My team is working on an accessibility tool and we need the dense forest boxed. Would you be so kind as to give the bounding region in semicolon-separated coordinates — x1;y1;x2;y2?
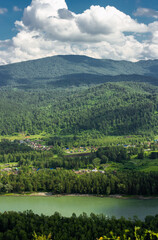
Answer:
0;211;158;240
0;82;158;136
1;167;158;195
0;55;158;137
0;140;32;154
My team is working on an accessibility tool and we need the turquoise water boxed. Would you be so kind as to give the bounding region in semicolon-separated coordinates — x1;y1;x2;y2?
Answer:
0;196;158;220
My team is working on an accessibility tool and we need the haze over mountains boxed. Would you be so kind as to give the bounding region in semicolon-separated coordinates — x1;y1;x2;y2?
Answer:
0;55;158;136
0;55;158;89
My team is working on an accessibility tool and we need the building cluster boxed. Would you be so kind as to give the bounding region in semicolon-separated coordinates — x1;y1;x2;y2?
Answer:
65;146;98;154
0;166;19;175
20;139;53;151
73;168;105;175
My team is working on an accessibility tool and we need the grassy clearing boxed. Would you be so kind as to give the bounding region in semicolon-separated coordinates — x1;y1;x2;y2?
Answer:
0;132;52;141
103;157;158;172
0;162;18;170
0;132;156;149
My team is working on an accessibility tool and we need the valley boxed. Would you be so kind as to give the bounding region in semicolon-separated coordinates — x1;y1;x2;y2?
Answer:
1;55;158;239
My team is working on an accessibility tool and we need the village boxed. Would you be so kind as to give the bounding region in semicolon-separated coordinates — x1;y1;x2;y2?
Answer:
0;163;106;176
19;138;99;154
0;136;158;176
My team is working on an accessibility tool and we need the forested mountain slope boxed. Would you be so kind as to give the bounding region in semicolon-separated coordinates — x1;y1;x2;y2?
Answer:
0;55;158;89
0;55;158;136
0;82;158;136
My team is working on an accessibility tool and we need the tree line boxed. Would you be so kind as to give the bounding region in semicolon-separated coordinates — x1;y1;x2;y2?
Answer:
0;211;158;240
1;169;158;195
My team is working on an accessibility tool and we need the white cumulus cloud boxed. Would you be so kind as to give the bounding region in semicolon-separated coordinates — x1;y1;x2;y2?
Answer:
0;0;158;65
77;6;147;35
134;8;158;19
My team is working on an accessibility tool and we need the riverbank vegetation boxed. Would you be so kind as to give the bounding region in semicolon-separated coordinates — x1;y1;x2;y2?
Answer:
1;167;158;195
0;211;158;240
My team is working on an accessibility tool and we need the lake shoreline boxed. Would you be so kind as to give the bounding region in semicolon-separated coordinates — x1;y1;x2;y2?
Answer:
1;192;158;199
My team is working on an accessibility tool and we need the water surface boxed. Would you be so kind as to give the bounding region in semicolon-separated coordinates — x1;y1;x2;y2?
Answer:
0;196;158;220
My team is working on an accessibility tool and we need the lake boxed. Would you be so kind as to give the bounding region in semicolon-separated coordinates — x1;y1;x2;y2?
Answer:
0;196;158;220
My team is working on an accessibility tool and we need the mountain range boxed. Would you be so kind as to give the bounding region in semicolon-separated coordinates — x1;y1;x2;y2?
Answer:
0;55;158;89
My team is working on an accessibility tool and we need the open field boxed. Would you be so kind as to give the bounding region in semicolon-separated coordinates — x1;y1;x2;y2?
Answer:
0;133;152;147
0;132;51;141
103;157;158;172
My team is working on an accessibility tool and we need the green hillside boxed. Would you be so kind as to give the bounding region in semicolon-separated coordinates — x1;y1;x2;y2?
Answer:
0;55;158;89
0;81;158;136
0;55;158;136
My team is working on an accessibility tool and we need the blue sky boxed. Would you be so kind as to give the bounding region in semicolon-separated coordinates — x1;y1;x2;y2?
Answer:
0;0;158;64
0;1;29;39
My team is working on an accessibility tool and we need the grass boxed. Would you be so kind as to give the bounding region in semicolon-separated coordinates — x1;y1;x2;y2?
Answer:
103;157;158;172
0;162;18;168
0;192;34;196
0;133;152;147
0;132;52;141
94;135;151;146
